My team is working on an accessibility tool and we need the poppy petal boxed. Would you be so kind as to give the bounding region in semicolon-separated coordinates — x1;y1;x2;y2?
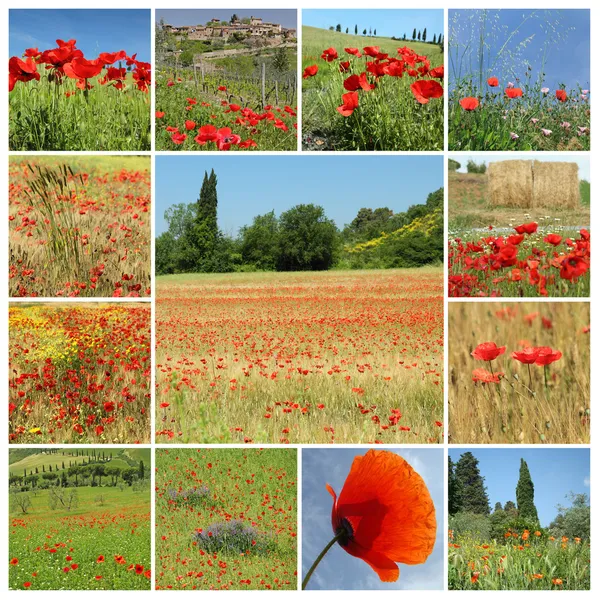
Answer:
344;541;400;582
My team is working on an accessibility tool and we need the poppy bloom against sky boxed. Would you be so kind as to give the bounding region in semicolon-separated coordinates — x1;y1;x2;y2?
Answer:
302;448;443;590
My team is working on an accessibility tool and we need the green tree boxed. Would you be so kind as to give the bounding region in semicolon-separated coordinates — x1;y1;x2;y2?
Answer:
516;459;539;522
418;30;421;41
448;457;464;516
374;29;377;36
549;493;590;540
277;204;338;271
346;27;348;34
455;452;490;515
138;460;145;481
432;33;437;44
504;500;517;513
494;502;503;512
336;24;341;32
355;24;358;35
363;29;367;35
194;169;219;269
448;158;461;172
422;28;427;42
412;28;416;40
240;210;279;270
272;47;290;73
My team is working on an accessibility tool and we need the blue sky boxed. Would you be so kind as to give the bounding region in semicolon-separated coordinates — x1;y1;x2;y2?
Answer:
9;9;151;63
448;448;590;527
156;156;443;236
451;155;590;181
449;9;590;92
302;448;444;590
156;9;297;29
303;9;444;40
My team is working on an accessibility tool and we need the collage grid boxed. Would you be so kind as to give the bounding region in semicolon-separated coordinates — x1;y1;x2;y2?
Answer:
2;0;594;596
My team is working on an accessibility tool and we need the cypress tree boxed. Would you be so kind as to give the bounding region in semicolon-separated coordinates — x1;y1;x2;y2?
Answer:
455;452;490;515
194;169;219;270
422;28;427;42
516;459;539;522
494;501;503;512
412;28;416;40
448;456;464;515
138;459;145;480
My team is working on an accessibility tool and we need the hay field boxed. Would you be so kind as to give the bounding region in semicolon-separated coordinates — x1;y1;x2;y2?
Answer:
448;302;590;444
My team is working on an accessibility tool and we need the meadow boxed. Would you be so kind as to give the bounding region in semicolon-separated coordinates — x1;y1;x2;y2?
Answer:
9;303;151;444
302;27;444;151
156;268;443;444
155;448;297;590
9;41;151;150
448;10;590;151
448;302;590;444
448;530;590;590
448;171;590;298
154;64;297;151
9;156;151;298
9;448;151;590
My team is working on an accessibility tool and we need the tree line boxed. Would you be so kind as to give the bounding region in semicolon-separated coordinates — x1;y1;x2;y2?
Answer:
156;169;443;275
328;23;444;45
449;452;590;541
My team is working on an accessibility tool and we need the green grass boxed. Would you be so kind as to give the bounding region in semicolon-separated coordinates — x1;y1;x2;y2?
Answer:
302;26;444;150
9;74;151;151
9;452;131;475
155;448;297;590
580;180;590;206
449;533;590;590
9;484;151;590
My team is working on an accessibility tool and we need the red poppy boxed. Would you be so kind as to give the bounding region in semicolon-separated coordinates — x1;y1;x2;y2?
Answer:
103;401;115;412
410;80;443;104
385;61;405;77
98;50;127;65
63;57;103;80
171;132;187;145
135;564;144;575
505;88;523;99
363;46;380;57
343;75;362;92
544;234;562;246
459;97;479;111
534;347;562;366
97;555;105;563
303;65;318;79
514;222;538;235
195;124;218;145
471;342;506;362
324;450;436;583
487;77;499;87
345;47;362;57
556;90;567;102
472;368;504;384
429;66;444;79
339;61;351;72
10;558;18;565
215;127;241;151
337;92;359;117
155;111;165;118
8;56;40;91
321;47;338;62
559;255;588;281
511;347;540;364
184;120;196;131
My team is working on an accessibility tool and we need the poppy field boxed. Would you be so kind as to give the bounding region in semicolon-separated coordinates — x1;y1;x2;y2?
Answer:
302;26;444;150
8;38;151;151
9;303;151;444
156;269;443;444
9;448;151;591
155;448;297;590
155;69;297;151
9;156;151;298
449;10;590;151
448;528;590;590
448;302;590;444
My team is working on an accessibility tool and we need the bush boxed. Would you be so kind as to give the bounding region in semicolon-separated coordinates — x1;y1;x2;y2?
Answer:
449;512;492;540
466;159;487;174
448;159;461;172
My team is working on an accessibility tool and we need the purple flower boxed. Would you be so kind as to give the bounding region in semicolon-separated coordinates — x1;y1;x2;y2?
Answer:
541;128;552;137
530;118;539;124
560;121;571;129
510;132;519;140
541;87;550;94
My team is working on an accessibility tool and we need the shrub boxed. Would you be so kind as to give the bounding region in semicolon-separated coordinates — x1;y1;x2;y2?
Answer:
466;159;487;174
449;512;492;541
191;520;276;555
448;159;461;172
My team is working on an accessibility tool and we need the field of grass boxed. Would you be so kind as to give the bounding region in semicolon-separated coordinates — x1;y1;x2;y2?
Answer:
156;268;443;444
448;302;590;444
9;449;151;591
449;531;590;590
155;60;297;151
447;172;590;298
302;26;443;150
9;46;151;150
155;448;297;590
9;155;151;298
9;303;151;444
9;451;129;474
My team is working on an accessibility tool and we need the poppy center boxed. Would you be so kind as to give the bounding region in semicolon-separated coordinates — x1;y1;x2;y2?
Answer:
335;517;354;547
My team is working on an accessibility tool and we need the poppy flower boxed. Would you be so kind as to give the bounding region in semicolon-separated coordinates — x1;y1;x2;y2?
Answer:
535;347;562;366
505;87;523;99
155;111;165;118
410;80;443;104
195;124;218;145
98;50;127;65
215;127;241;151
10;558;18;565
459;97;479;111
343;75;362;92
8;56;40;91
472;368;503;384
303;65;318;79
344;47;362;57
544;234;562;246
514;222;538;235
184;120;196;131
363;46;380;57
511;347;540;364
560;255;588;281
471;342;506;362
303;450;435;588
339;61;350;72
63;57;103;80
97;555;105;563
321;47;338;62
556;89;567;102
487;77;499;87
337;92;359;117
429;66;444;79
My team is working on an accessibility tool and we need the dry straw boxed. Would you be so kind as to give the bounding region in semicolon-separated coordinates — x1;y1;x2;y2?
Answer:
532;160;580;208
488;160;533;207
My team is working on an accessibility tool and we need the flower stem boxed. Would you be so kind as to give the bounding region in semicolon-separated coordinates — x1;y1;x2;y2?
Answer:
302;531;344;590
